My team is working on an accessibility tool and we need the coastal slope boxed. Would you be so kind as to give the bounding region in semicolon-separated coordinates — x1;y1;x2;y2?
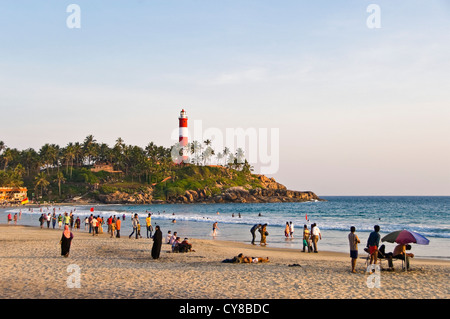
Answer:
97;167;322;204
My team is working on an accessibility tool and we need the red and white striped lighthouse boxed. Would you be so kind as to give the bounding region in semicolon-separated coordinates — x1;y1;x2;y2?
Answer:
178;109;188;147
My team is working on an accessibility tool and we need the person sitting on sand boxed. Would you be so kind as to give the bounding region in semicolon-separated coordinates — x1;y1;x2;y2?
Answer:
169;232;178;245
223;253;269;263
178;238;193;253
172;237;181;252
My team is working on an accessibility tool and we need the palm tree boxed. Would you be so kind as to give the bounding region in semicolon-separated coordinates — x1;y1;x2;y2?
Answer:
21;148;39;176
73;142;83;167
83;135;98;166
2;148;13;171
191;141;202;165
35;172;50;198
0;141;6;155
235;148;245;170
63;143;76;178
39;144;58;175
223;147;230;166
216;152;223;166
226;153;235;169
54;171;66;197
202;146;214;165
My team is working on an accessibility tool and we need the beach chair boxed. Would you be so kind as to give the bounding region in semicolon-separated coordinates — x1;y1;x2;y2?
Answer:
364;246;408;271
363;247;387;270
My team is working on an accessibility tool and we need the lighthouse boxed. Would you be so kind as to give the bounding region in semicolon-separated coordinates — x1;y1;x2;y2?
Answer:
178;109;189;162
179;109;188;146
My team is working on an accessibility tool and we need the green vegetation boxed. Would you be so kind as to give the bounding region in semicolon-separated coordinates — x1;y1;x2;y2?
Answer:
0;136;257;203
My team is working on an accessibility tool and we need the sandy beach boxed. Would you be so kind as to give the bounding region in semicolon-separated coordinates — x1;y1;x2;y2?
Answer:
0;224;449;300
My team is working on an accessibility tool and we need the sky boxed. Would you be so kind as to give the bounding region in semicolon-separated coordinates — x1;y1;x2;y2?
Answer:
0;0;449;195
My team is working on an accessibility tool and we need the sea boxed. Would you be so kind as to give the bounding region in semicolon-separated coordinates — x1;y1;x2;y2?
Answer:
2;196;449;260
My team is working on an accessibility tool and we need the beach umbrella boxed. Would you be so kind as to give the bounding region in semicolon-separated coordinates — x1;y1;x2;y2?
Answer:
382;229;430;245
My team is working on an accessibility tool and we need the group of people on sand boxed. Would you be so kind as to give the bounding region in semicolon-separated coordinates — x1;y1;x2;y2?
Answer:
284;221;295;238
302;223;322;253
54;210;416;274
38;211;82;230
223;253;270;264
348;225;414;273
249;223;269;246
166;230;193;253
7;212;20;225
57;211;164;260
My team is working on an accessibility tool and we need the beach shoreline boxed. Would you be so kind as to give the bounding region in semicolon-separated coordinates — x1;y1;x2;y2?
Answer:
0;224;448;299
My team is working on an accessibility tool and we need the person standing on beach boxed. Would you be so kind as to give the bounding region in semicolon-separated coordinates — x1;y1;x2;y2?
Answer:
367;225;381;267
212;222;219;237
88;214;93;233
97;216;103;234
151;225;163;259
284;222;290;238
69;212;74;230
146;213;153;238
250;224;262;245
115;217;121;238
107;216;112;234
110;216;116;238
46;213;51;228
311;223;322;253
64;213;70;226
58;214;63;229
260;224;268;246
75;216;81;231
129;214;139;239
302;224;311;252
348;226;360;273
60;225;74;258
52;213;57;229
92;217;98;236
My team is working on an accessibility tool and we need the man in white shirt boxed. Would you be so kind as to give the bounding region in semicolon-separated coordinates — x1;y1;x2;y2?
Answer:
289;221;294;238
311;223;322;253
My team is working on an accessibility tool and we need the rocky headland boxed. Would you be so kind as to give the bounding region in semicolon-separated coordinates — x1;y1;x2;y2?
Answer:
97;174;322;205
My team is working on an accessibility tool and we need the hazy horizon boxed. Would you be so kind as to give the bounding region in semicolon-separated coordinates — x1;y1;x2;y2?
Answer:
1;1;449;196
